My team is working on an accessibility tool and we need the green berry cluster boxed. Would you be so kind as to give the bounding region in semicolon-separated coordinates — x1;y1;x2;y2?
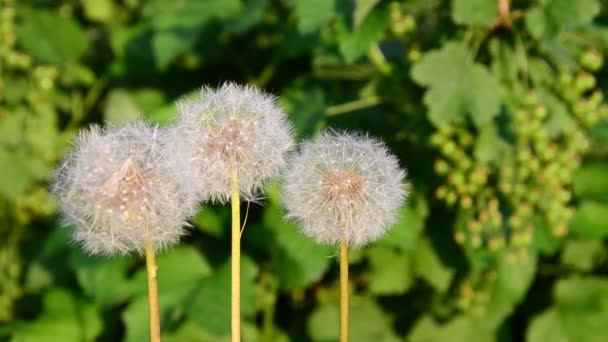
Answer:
559;51;608;127
389;1;416;37
456;269;496;314
430;127;508;255
430;91;594;265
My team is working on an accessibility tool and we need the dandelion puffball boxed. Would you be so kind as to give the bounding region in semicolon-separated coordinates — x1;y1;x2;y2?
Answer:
282;131;407;247
51;122;198;255
173;82;295;202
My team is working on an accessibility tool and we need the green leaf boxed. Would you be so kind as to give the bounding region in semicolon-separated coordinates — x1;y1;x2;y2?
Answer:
570;201;608;238
264;183;332;290
11;289;101;342
103;89;143;124
561;239;604;271
451;0;498;27
573;163;608;202
16;10;88;65
68;252;133;306
526;0;600;38
474;122;510;164
279;85;326;138
194;206;226;237
339;9;388;63
0;149;39;199
532;216;563;255
414;239;453;292
124;247;212;341
377;193;428;249
483;252;537;328
354;0;381;28
411;42;501;128
527;276;608;342
408;314;495;342
308;300;400;342
152;29;198;70
295;0;336;33
187;257;258;336
367;245;413;295
149;0;242;30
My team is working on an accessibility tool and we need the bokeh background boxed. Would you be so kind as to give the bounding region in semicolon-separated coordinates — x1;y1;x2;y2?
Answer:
2;0;608;341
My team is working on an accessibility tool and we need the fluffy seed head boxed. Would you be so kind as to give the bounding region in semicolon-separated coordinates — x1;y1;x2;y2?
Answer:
282;131;407;247
51;122;198;256
173;82;295;203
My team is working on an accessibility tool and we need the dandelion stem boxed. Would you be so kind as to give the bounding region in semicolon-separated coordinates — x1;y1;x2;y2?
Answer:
230;168;241;342
145;240;161;342
340;240;349;342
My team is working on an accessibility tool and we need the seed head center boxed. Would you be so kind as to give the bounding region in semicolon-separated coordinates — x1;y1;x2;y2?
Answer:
97;161;153;223
322;169;364;203
206;123;249;162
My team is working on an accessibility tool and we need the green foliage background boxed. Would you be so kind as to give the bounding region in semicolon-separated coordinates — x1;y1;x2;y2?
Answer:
1;0;608;341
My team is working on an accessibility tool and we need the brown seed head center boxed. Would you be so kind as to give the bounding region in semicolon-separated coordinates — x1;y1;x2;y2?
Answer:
97;161;154;224
206;123;250;162
322;169;364;203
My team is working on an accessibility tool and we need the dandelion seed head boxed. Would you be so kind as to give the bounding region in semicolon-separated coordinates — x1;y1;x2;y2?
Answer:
51;122;198;256
174;82;295;203
282;131;407;247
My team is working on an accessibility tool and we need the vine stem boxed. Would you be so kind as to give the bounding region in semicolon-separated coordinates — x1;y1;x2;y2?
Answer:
340;240;349;342
145;240;161;342
231;168;241;342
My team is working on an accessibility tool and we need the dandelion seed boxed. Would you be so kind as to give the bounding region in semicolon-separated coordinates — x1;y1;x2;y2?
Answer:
168;82;295;203
282;130;407;247
51;122;198;255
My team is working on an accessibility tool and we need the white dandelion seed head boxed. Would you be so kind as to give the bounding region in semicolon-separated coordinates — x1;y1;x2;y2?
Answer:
51;122;198;256
174;82;295;203
282;130;408;247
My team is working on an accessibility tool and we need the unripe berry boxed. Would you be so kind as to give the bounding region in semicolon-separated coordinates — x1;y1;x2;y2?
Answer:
434;159;450;174
575;72;596;92
580;50;603;71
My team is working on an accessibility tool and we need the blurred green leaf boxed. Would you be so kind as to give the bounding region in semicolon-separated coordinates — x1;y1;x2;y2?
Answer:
377;194;428;250
414;239;453;292
152;29;198;70
561;239;604;271
339;9;388;63
411;42;501;128
16;10;88;65
528;276;608;342
573;163;608;202
103;89;143;124
0;149;38;199
474;122;510;163
308;299;400;342
451;0;498;27
264;183;333;290
11;289;101;342
354;0;381;28
187;256;258;336
68;252;133;306
295;0;336;33
570;201;608;238
124;246;212;341
279;84;326;138
526;0;600;38
408;314;495;342
367;245;412;295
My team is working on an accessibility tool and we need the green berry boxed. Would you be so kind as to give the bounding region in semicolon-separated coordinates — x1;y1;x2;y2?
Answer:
580;50;603;71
